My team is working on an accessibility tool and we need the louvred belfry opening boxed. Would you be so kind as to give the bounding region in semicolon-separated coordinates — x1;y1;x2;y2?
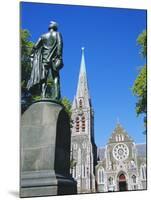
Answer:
82;116;85;132
76;117;80;132
79;99;83;108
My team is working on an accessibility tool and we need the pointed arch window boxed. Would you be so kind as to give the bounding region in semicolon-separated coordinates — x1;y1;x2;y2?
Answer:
74;165;76;178
71;162;77;178
98;167;104;184
132;175;136;184
82;164;87;178
121;135;124;141
82;116;85;132
79;99;83;108
76;117;80;132
116;135;122;142
131;175;137;190
108;177;114;185
140;164;146;180
73;143;77;150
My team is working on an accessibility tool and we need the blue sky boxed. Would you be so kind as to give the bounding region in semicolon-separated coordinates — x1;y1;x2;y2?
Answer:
21;2;147;147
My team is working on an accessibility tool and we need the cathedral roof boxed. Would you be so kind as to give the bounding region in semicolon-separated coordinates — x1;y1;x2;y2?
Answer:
97;147;105;161
136;143;146;157
108;123;133;143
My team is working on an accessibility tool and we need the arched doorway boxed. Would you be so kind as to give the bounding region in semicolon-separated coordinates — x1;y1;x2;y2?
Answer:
118;174;127;191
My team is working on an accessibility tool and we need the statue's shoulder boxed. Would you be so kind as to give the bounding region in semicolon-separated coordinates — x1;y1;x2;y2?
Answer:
41;32;50;39
41;31;61;40
56;32;62;39
57;31;62;36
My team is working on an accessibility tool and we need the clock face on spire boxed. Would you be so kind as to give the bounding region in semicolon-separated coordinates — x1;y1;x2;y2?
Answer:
112;143;129;161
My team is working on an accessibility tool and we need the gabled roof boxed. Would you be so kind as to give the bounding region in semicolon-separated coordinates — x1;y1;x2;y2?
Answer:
97;147;105;161
108;123;133;144
136;143;146;157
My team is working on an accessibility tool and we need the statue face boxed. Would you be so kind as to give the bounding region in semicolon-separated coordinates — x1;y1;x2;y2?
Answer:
112;143;129;161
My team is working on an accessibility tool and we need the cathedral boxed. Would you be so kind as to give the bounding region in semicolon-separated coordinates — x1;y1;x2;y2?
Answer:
70;48;147;193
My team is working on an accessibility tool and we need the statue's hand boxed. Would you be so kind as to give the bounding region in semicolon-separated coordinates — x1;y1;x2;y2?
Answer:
52;56;63;71
30;53;34;58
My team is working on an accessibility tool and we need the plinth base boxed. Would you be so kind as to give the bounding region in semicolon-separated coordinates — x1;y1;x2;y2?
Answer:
20;173;76;197
20;100;77;197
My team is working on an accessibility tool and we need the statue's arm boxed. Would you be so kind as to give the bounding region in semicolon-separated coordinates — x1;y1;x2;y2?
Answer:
57;32;63;58
34;37;43;49
31;37;43;55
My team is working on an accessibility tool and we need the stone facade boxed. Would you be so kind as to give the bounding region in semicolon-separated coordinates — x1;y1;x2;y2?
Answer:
70;48;147;193
96;124;147;192
70;48;97;193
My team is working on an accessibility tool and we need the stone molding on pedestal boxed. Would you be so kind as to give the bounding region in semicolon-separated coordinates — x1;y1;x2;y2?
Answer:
20;100;77;197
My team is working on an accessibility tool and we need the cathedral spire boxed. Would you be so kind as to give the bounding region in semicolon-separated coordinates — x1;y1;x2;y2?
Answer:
70;48;96;193
76;47;90;105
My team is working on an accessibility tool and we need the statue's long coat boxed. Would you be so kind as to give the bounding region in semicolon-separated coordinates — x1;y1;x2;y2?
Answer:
27;30;63;90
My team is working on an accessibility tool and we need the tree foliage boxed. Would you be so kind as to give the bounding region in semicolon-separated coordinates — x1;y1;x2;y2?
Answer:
133;65;147;115
60;97;72;118
132;30;147;129
21;29;34;90
70;158;77;169
137;30;147;58
21;29;72;115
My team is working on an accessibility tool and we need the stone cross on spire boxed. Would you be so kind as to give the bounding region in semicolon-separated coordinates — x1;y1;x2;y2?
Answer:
116;117;120;125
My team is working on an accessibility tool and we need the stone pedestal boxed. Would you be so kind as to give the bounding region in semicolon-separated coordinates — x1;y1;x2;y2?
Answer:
20;100;77;197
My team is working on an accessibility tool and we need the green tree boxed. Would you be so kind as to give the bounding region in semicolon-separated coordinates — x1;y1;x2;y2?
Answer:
137;30;147;57
132;30;147;129
20;29;72;116
21;29;34;113
21;29;56;99
21;29;34;90
60;97;72;118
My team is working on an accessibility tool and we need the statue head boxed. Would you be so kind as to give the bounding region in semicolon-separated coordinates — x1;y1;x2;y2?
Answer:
48;21;58;31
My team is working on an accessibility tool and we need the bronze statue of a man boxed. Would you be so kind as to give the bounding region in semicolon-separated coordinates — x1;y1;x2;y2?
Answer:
27;21;63;100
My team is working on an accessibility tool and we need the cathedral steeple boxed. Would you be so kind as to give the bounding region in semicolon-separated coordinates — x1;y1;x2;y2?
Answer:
75;47;90;107
70;48;96;193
